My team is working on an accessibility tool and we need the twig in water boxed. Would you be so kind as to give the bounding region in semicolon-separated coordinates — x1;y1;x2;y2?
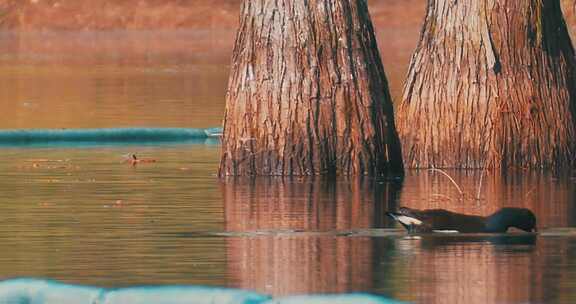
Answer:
476;168;485;201
429;168;464;197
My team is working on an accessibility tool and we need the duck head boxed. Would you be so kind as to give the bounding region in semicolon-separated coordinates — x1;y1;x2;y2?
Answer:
485;208;537;233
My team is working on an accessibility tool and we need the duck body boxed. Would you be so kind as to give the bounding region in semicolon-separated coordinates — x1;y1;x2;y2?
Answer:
387;207;537;233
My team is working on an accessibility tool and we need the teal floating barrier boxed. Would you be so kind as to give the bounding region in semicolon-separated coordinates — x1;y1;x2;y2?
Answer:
0;279;405;304
0;279;269;304
0;127;223;147
103;286;267;304
0;279;103;304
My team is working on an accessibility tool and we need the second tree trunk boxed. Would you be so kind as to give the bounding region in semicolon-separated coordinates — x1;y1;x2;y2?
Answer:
398;0;576;169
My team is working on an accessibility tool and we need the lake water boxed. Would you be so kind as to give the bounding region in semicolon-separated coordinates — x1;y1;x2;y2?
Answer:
0;30;576;303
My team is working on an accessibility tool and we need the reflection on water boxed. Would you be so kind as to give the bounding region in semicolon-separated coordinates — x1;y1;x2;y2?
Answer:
0;147;576;302
222;178;400;296
374;235;576;303
386;172;575;303
220;176;576;302
0;145;576;303
223;177;401;232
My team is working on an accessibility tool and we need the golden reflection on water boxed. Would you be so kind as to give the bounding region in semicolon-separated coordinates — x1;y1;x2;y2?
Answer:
221;175;576;303
222;178;400;296
377;234;576;304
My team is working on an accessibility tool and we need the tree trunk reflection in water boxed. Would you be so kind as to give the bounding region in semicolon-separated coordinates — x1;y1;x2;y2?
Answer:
375;235;572;303
221;177;401;296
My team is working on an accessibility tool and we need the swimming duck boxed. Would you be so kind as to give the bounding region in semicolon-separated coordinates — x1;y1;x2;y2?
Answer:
386;207;537;233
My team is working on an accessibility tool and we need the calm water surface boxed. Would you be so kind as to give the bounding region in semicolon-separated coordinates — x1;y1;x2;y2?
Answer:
0;30;575;303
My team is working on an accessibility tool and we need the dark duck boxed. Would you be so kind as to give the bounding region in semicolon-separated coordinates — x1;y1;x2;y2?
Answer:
387;207;537;233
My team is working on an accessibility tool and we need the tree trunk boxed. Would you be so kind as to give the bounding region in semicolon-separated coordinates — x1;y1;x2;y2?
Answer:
397;0;576;169
219;0;403;176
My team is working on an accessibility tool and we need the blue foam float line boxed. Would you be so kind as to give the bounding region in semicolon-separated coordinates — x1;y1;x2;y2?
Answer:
0;278;406;304
0;278;269;304
0;278;103;304
0;127;223;147
103;286;268;304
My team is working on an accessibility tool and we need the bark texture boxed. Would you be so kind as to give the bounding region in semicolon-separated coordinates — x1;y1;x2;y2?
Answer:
397;0;576;169
219;0;403;176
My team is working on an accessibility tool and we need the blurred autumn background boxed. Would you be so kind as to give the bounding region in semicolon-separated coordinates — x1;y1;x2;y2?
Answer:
0;0;425;30
0;0;572;82
0;0;574;32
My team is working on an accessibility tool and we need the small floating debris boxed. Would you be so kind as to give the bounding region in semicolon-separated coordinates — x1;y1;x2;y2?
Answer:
124;154;157;166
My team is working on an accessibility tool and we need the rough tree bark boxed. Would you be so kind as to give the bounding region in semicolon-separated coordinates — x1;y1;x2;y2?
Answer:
219;0;403;176
397;0;576;169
